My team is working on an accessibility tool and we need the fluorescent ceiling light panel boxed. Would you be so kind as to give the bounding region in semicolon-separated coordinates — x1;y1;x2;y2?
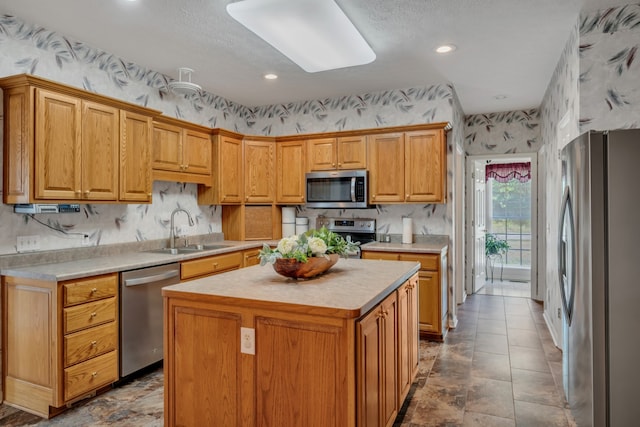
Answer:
227;0;376;73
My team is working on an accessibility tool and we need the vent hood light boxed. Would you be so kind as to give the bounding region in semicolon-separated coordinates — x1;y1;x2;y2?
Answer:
227;0;376;73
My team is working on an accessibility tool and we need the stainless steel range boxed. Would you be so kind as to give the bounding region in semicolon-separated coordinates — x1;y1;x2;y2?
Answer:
315;216;376;258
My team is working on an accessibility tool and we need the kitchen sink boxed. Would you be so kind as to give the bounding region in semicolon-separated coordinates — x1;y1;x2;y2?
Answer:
144;244;231;255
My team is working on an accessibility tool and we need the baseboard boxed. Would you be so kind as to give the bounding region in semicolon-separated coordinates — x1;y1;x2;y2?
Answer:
543;310;562;349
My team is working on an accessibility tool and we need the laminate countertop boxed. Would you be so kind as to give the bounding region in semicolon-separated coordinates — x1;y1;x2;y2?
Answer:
0;241;275;282
162;258;420;319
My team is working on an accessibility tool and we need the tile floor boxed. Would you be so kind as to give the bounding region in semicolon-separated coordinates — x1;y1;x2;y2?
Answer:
476;279;531;298
0;292;575;426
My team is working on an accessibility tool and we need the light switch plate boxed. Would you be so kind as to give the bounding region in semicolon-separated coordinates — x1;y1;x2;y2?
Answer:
240;327;255;355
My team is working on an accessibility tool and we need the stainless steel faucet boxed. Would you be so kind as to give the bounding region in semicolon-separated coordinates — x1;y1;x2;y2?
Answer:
169;208;194;249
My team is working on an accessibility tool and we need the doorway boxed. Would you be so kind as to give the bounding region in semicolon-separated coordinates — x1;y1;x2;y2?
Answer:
465;153;539;300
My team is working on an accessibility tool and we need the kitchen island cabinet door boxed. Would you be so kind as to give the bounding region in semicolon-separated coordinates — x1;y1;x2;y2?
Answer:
34;89;82;200
276;140;306;204
119;110;152;202
397;275;419;405
357;291;398;427
367;133;405;204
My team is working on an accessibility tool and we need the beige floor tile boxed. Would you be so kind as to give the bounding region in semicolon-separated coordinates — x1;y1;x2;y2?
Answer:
462;410;515;427
471;351;512;382
515;400;570;427
465;377;515;419
512;368;566;408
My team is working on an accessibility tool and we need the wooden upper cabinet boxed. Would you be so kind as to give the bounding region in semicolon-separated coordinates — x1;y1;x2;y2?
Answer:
182;129;212;176
368;128;447;204
34;89;82;200
405;130;446;203
119;110;152;203
152;117;212;185
81;101;119;201
367;133;405;204
198;132;243;205
307;136;366;171
0;74;160;204
276;140;306;204
244;138;274;203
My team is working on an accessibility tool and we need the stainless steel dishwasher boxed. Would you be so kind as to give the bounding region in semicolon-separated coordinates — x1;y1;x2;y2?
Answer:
120;263;180;378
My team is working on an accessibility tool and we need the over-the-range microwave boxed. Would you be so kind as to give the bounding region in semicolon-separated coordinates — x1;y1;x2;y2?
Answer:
305;170;368;209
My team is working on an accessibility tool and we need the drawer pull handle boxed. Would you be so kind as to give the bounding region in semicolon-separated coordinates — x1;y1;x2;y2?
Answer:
90;312;97;318
91;340;97;347
92;371;98;378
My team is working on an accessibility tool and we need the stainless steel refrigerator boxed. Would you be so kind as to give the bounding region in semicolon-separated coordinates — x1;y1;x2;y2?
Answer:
559;129;640;427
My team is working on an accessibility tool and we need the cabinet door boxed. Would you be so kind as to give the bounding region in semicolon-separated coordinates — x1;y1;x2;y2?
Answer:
367;133;405;204
219;135;243;204
244;139;274;203
152;121;182;172
81;101;119;201
357;305;381;427
119;111;152;202
397;276;419;405
380;293;398;427
337;135;366;170
417;270;440;334
183;129;212;175
276;140;306;204
307;137;336;171
35;89;82;200
405;130;446;203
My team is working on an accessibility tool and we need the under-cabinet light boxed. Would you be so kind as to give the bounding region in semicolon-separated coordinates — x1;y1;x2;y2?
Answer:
227;0;376;73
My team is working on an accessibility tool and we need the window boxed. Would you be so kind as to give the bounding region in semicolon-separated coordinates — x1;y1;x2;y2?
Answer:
486;162;531;267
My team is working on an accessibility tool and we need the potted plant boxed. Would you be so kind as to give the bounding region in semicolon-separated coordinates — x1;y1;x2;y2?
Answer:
258;227;360;279
485;233;510;257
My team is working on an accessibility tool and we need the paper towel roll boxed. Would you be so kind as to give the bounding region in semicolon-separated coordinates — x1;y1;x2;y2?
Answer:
282;207;296;224
402;217;413;244
282;223;296;237
295;224;309;235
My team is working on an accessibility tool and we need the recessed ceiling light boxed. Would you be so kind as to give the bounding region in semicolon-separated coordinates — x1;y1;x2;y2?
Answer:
435;44;456;54
264;73;278;80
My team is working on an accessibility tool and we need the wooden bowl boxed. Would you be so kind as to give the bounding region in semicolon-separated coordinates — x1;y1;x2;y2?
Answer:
273;254;339;279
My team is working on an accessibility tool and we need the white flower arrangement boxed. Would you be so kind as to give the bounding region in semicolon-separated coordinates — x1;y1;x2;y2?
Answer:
258;227;360;265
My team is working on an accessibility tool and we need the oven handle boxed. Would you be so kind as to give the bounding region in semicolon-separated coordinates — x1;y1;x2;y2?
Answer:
124;269;179;287
350;177;356;202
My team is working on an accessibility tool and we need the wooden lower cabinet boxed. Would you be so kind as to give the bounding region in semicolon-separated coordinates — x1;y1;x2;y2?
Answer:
180;251;243;281
242;248;261;267
357;292;398;427
2;273;119;418
164;272;419;426
362;250;448;341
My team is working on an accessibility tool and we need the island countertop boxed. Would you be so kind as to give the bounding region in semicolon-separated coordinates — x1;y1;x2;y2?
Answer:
162;258;420;319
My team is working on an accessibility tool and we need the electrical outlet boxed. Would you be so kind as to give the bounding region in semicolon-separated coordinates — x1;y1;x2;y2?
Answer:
17;235;40;252
82;234;91;246
557;307;561;319
240;327;255;355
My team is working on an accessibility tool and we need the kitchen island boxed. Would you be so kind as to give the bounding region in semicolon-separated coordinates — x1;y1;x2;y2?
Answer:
162;258;420;427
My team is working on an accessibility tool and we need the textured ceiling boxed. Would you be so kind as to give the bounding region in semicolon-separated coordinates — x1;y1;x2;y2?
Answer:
0;0;630;114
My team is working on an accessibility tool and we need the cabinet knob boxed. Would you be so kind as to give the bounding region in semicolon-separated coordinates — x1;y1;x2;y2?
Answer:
90;312;97;318
147;193;152;197
90;287;98;294
405;194;409;199
213;262;218;269
184;164;189;169
332;163;336;167
91;340;97;347
372;194;376;200
84;191;90;196
338;163;341;167
91;371;98;378
75;190;81;196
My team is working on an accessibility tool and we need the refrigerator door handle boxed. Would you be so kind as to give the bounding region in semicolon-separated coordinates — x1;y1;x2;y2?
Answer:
558;186;576;325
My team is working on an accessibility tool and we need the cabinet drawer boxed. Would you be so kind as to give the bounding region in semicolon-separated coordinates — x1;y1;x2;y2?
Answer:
64;297;117;334
399;253;439;271
361;251;399;261
181;252;243;280
243;249;261;267
64;321;117;367
63;273;117;307
64;350;118;402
